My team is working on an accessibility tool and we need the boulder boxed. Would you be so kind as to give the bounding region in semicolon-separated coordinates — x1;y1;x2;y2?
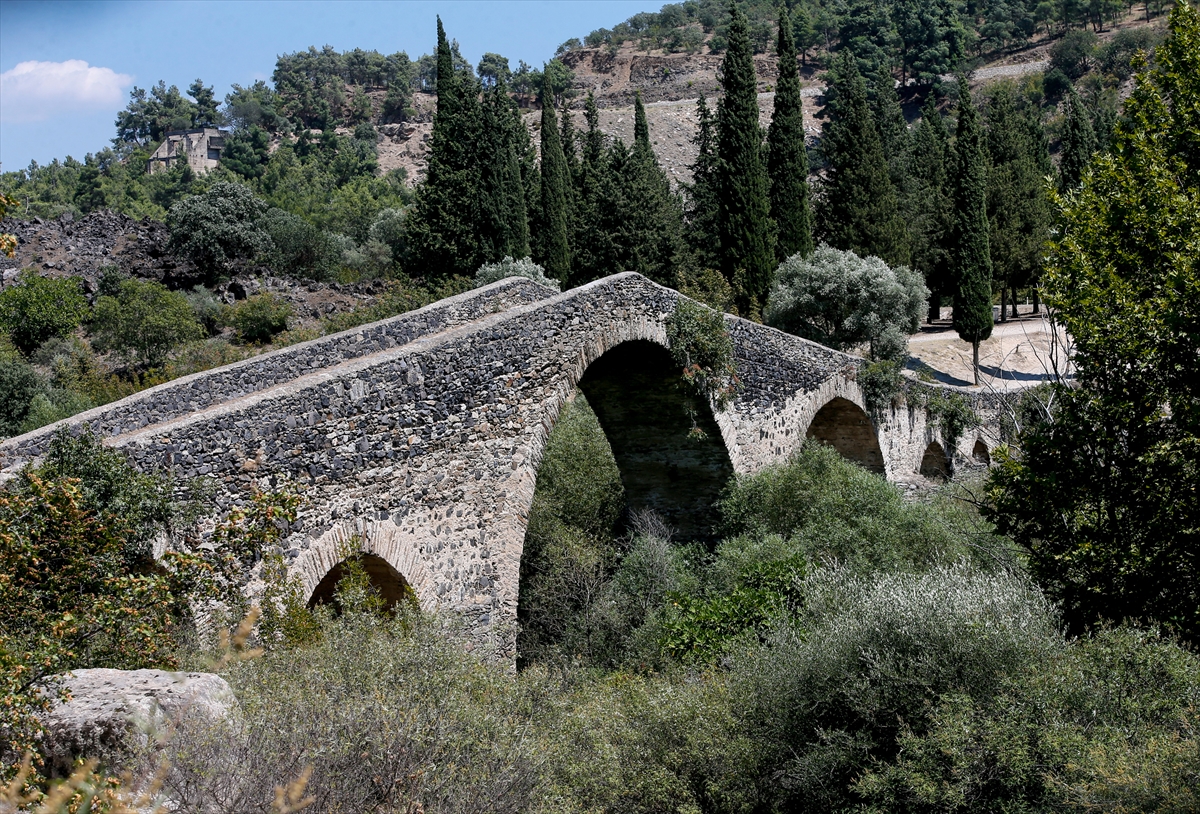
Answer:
39;668;234;777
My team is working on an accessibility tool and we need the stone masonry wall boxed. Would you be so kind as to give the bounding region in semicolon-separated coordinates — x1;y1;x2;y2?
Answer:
0;273;1002;656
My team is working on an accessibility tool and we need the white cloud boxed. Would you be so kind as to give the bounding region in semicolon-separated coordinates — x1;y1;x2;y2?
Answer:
0;59;133;122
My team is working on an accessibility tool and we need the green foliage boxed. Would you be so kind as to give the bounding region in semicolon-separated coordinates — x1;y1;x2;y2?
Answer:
767;3;814;263
167;181;272;278
113;80;204;146
817;51;909;268
733;562;1059;813
683;94;720;273
719;443;1009;573
0;272;89;355
949;77;994;378
0;346;43;436
858;627;1200;812
90;278;204;368
150;611;542;814
518;395;625;665
986;0;1200;643
474;256;559;290
1060;86;1098;190
1050;28;1099;80
674;266;736;314
922;388;980;453
537;78;572;282
227;292;292;344
261;207;338;280
765;244;927;362
220;125;270;180
860;358;904;418
714;2;775;313
666;298;740;429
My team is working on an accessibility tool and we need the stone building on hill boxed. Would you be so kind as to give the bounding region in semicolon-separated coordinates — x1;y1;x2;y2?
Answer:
147;128;227;175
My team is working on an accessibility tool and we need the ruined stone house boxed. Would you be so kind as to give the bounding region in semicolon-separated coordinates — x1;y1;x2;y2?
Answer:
147;128;227;175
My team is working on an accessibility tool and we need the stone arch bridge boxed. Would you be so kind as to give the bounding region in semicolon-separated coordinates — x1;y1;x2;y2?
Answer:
0;273;1000;652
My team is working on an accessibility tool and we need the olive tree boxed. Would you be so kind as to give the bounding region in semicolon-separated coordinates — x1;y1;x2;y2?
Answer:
764;244;927;362
90;278;204;367
167;182;272;278
0;272;90;355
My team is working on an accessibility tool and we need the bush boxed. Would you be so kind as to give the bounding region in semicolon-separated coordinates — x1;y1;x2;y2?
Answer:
0;347;43;436
859;626;1200;812
149;612;542;814
167;181;273;278
0;272;90;355
1049;28;1099;81
262;207;338;280
765;244;927;362
90;278;205;368
732;562;1060;812
227;292;292;344
1097;27;1163;80
717;443;1010;574
184;285;226;335
518;394;625;666
474;256;560;290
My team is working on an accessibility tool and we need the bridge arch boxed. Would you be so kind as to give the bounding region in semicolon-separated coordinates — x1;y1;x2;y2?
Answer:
524;333;737;543
972;438;991;465
308;553;415;612
919;440;950;479
291;520;438;614
804;396;885;474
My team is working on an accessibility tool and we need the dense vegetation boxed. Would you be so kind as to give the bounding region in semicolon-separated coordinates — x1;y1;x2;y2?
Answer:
2;2;1199;809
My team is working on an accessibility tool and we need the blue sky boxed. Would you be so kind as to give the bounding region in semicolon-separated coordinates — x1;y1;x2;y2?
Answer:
0;0;653;171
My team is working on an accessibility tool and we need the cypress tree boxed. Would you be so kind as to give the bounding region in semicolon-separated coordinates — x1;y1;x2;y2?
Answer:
404;17;484;277
560;99;581;189
986;84;1049;323
908;95;953;321
871;64;912;204
949;77;993;385
685;94;720;270
570;91;614;285
478;77;530;260
817;50;908;267
715;0;775;314
767;2;814;261
538;75;572;282
1059;87;1097;190
625;91;684;285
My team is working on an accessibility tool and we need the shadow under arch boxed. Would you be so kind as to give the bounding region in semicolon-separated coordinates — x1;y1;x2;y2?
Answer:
920;441;950;479
805;396;885;474
308;553;415;613
566;339;735;541
972;438;991;465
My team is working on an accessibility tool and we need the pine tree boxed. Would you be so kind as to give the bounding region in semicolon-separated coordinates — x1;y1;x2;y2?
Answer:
684;94;720;271
537;75;572;282
950;77;993;384
817;50;908;267
405;17;484;277
715;0;775;315
1059;87;1097;190
767;2;814;262
908;95;953;321
986;84;1049;322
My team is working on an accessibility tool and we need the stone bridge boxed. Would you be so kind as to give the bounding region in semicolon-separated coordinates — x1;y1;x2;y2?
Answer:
0;273;999;652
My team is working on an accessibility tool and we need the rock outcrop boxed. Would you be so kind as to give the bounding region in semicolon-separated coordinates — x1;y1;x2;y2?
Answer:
39;668;234;777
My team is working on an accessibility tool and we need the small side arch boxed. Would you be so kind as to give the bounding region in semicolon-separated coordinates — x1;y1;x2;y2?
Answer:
972;438;991;466
805;396;885;473
308;553;415;612
919;441;949;480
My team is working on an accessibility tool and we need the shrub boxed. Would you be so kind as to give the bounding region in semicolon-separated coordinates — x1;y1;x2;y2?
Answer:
858;626;1200;812
518;394;625;666
1049;28;1099;80
167;181;273;278
0;272;90;355
184;285;227;335
732;562;1060;812
149;612;542;814
717;443;1011;573
90;278;204;367
262;207;338;280
227;292;292;344
765;244;927;362
666;298;740;437
474;256;560;290
0;347;42;436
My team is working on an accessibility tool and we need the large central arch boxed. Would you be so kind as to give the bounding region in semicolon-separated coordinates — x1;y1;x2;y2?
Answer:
572;340;734;541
